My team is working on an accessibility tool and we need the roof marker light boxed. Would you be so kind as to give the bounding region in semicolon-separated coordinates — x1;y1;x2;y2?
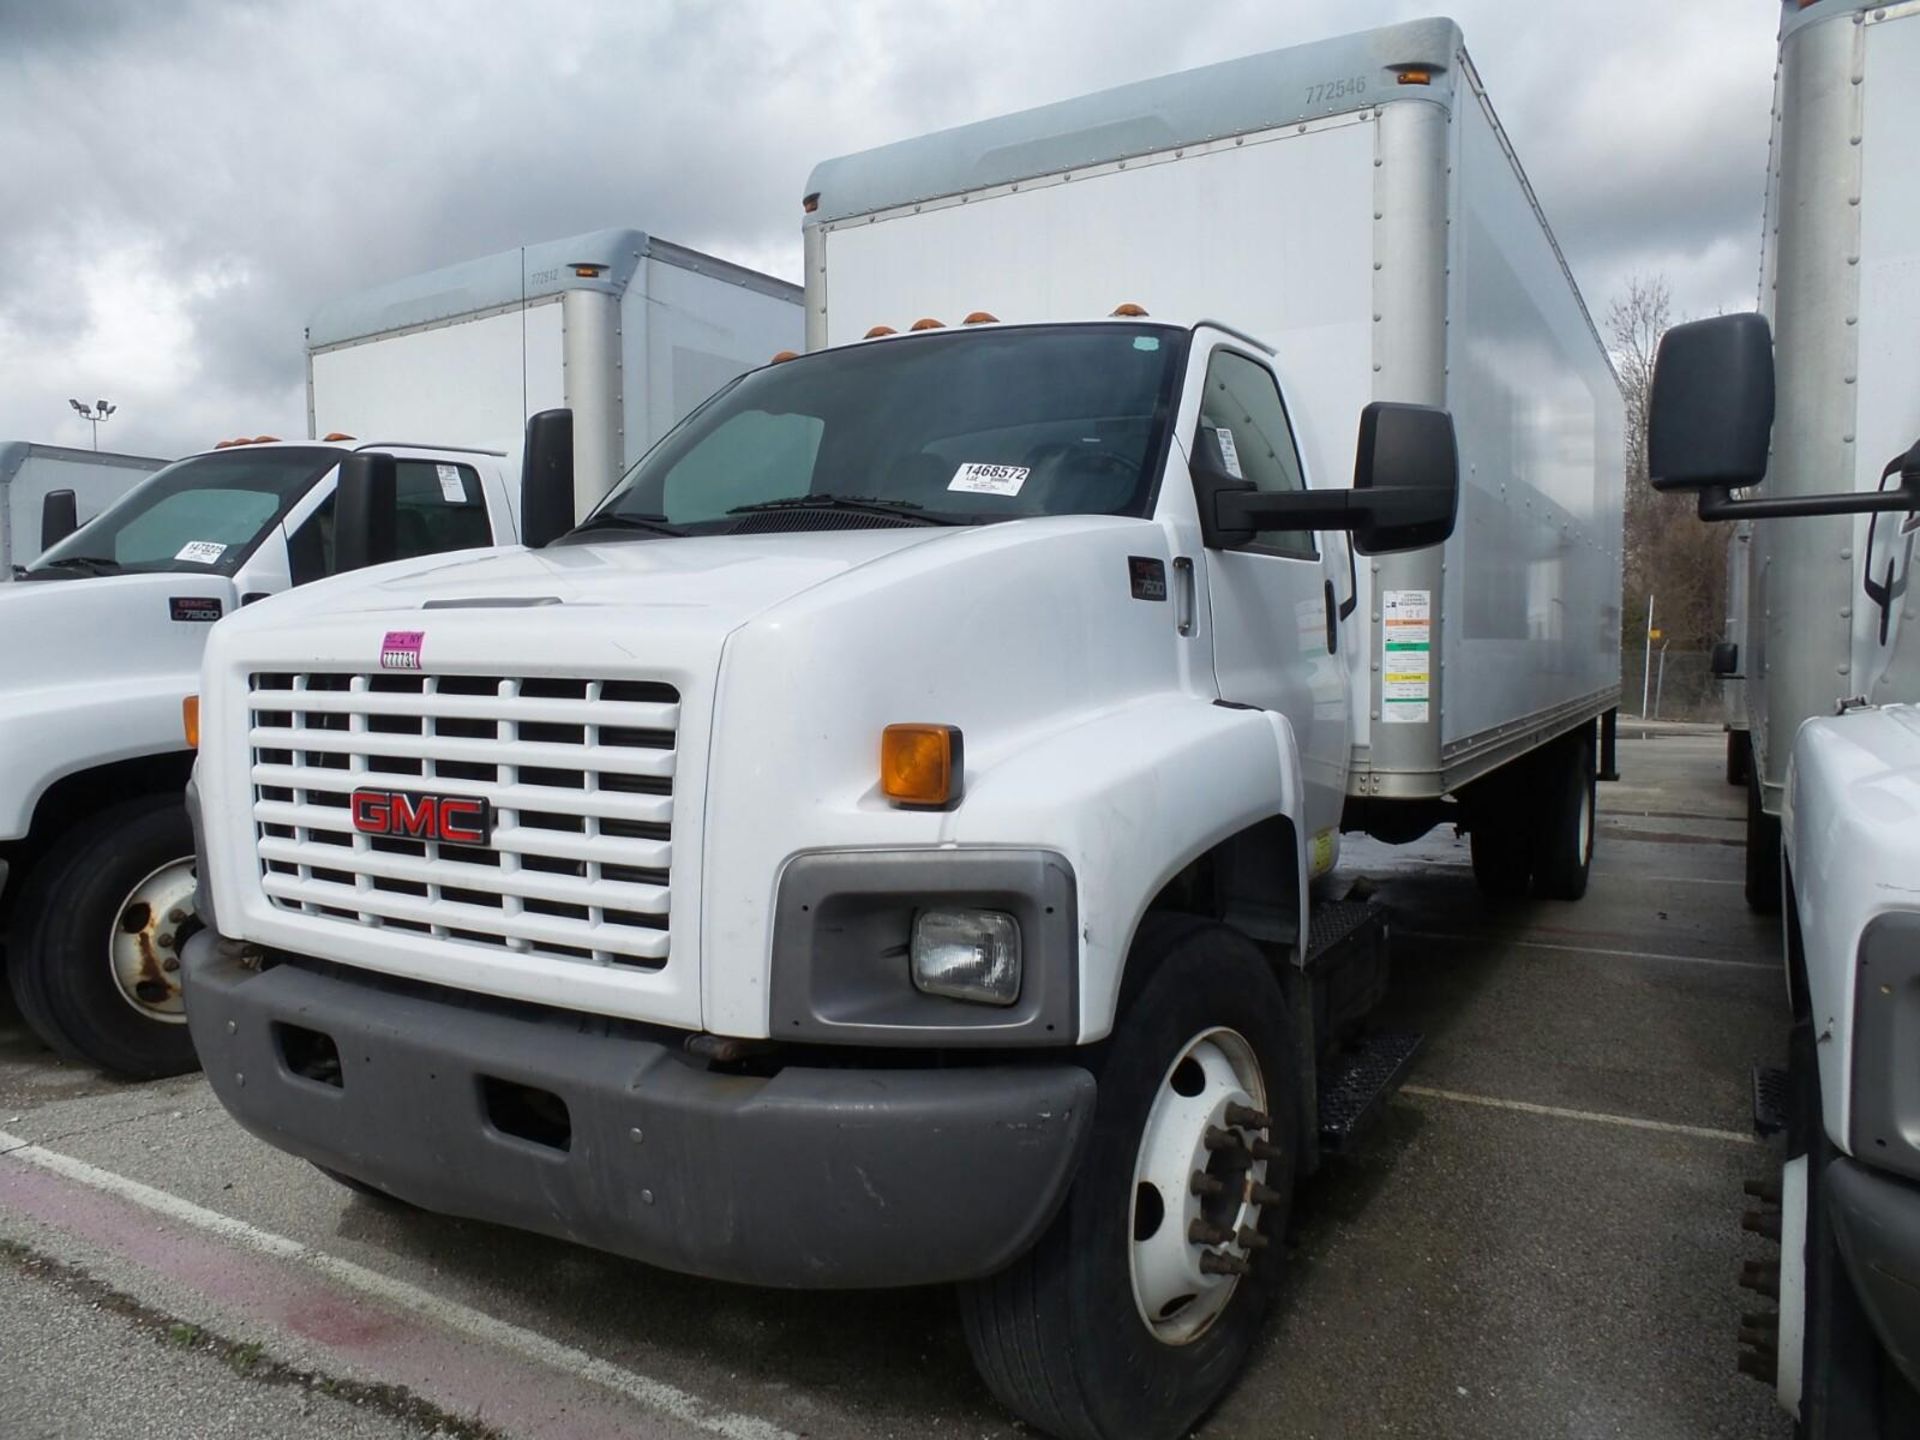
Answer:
1111;303;1149;317
321;432;356;442
803;192;821;214
253;436;280;444
770;350;800;363
1396;68;1433;86
962;311;999;325
909;317;945;331
865;325;898;339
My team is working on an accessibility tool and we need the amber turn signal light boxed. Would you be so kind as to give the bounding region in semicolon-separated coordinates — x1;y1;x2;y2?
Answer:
881;724;964;807
182;695;200;749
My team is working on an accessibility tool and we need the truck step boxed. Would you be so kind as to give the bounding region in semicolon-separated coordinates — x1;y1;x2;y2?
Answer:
1305;900;1387;975
1751;1064;1789;1138
1317;1031;1422;1152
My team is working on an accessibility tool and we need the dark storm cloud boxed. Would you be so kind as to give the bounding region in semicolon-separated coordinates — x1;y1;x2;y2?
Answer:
0;0;1783;458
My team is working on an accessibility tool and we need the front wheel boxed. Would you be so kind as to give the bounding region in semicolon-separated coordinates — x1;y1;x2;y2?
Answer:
7;796;201;1078
959;915;1299;1440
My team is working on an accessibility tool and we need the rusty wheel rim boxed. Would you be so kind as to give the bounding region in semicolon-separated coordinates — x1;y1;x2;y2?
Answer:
107;858;197;1023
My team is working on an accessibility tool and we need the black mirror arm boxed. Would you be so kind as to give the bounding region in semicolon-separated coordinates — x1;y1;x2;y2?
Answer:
1698;478;1920;522
1215;486;1442;535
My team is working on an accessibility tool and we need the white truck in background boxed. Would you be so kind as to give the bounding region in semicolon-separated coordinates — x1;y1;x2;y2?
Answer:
182;22;1622;1439
1;437;524;1078
2;442;167;579
306;227;804;517
1647;2;1920;1434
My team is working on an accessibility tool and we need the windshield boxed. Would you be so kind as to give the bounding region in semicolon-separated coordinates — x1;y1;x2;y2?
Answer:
25;447;338;579
578;323;1188;536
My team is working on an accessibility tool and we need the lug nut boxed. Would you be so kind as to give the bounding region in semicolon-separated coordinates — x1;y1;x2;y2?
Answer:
1199;1250;1250;1278
1225;1103;1271;1131
1250;1182;1284;1207
1739;1261;1780;1299
1188;1219;1232;1246
1741;1311;1778;1332
1249;1139;1284;1163
167;908;187;924
1204;1125;1245;1153
1744;1178;1782;1205
1236;1226;1269;1251
1738;1324;1775;1350
1190;1172;1225;1198
157;933;176;949
1742;1209;1782;1242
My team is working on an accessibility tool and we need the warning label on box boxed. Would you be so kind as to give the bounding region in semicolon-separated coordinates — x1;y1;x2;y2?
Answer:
1382;588;1431;725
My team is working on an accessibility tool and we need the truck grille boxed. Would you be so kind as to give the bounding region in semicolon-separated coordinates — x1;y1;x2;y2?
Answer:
247;672;678;969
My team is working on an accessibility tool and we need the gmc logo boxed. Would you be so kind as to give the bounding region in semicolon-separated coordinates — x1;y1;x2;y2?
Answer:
350;789;493;848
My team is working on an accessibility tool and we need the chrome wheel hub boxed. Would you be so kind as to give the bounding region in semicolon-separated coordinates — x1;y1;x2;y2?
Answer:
108;858;197;1023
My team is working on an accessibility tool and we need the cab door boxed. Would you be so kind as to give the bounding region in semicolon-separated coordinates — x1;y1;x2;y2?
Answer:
1184;338;1351;874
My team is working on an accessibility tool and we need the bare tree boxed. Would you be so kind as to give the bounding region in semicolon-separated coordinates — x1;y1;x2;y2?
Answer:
1607;274;1725;657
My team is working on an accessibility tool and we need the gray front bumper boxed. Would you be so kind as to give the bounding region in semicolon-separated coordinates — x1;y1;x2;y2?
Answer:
1828;1157;1920;1396
183;934;1095;1289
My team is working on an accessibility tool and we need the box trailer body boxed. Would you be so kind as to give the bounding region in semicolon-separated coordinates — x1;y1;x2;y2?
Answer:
1741;0;1920;848
803;17;1625;812
307;228;803;520
0;443;167;577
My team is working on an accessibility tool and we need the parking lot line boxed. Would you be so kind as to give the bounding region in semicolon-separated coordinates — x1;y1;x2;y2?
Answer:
0;1129;795;1440
1396;929;1777;972
1400;1085;1761;1145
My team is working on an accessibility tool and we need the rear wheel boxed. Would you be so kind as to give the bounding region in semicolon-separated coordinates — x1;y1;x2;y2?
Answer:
6;797;200;1079
1746;766;1783;915
1532;725;1596;901
959;915;1299;1440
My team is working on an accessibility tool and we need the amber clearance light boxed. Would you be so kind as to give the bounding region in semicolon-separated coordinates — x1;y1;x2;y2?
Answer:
881;724;964;807
182;696;200;749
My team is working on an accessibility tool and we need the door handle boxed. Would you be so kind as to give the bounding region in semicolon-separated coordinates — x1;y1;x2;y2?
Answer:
1324;580;1339;654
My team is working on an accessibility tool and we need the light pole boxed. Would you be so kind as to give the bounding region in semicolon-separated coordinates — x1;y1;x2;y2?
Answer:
68;398;116;451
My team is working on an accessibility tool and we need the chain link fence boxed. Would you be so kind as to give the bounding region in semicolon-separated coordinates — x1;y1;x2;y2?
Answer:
1619;648;1724;722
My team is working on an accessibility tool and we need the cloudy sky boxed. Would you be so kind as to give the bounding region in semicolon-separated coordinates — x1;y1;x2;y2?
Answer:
1;0;1781;460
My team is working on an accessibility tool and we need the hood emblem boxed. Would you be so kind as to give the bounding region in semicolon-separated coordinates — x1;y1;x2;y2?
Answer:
381;630;424;670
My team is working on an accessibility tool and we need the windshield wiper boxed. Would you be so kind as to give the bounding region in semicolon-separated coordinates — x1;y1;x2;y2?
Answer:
563;512;686;540
727;495;959;526
27;555;123;577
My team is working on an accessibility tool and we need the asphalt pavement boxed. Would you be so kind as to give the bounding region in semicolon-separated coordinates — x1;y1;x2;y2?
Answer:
0;726;1791;1439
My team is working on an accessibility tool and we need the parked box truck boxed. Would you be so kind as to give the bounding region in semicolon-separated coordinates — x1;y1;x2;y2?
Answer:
1;443;167;578
184;22;1623;1439
307;228;804;519
1;437;523;1078
1649;2;1920;1434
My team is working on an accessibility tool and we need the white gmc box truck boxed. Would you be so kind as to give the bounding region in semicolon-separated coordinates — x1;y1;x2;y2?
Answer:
1;442;167;579
1648;2;1920;1435
183;21;1623;1438
306;227;804;517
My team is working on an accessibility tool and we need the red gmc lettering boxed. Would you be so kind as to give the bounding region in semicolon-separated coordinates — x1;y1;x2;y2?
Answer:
437;798;489;846
350;790;389;833
349;789;492;847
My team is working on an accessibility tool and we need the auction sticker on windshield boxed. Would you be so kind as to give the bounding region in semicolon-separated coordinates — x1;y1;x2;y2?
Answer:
949;463;1030;497
174;541;227;565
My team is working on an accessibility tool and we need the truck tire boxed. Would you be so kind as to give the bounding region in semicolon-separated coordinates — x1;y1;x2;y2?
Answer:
6;796;200;1079
1531;725;1596;901
1746;767;1783;915
1727;729;1750;788
1784;1022;1919;1437
958;915;1299;1440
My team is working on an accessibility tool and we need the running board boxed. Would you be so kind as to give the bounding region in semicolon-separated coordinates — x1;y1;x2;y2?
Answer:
1317;1031;1423;1152
1751;1064;1789;1138
1303;899;1386;974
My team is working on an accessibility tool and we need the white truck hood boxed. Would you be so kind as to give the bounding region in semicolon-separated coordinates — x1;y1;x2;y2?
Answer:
0;572;237;837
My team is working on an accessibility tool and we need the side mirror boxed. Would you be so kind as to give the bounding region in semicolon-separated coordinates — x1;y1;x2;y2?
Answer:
333;452;397;574
1711;641;1740;678
1350;401;1460;554
1204;402;1460;556
1649;314;1774;493
39;489;78;551
520;408;575;549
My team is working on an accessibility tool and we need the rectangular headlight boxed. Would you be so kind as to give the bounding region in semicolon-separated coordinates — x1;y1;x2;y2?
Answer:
910;909;1021;1006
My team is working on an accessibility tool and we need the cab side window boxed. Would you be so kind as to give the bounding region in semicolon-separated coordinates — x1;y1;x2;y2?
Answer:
286;461;493;586
1195;350;1316;560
